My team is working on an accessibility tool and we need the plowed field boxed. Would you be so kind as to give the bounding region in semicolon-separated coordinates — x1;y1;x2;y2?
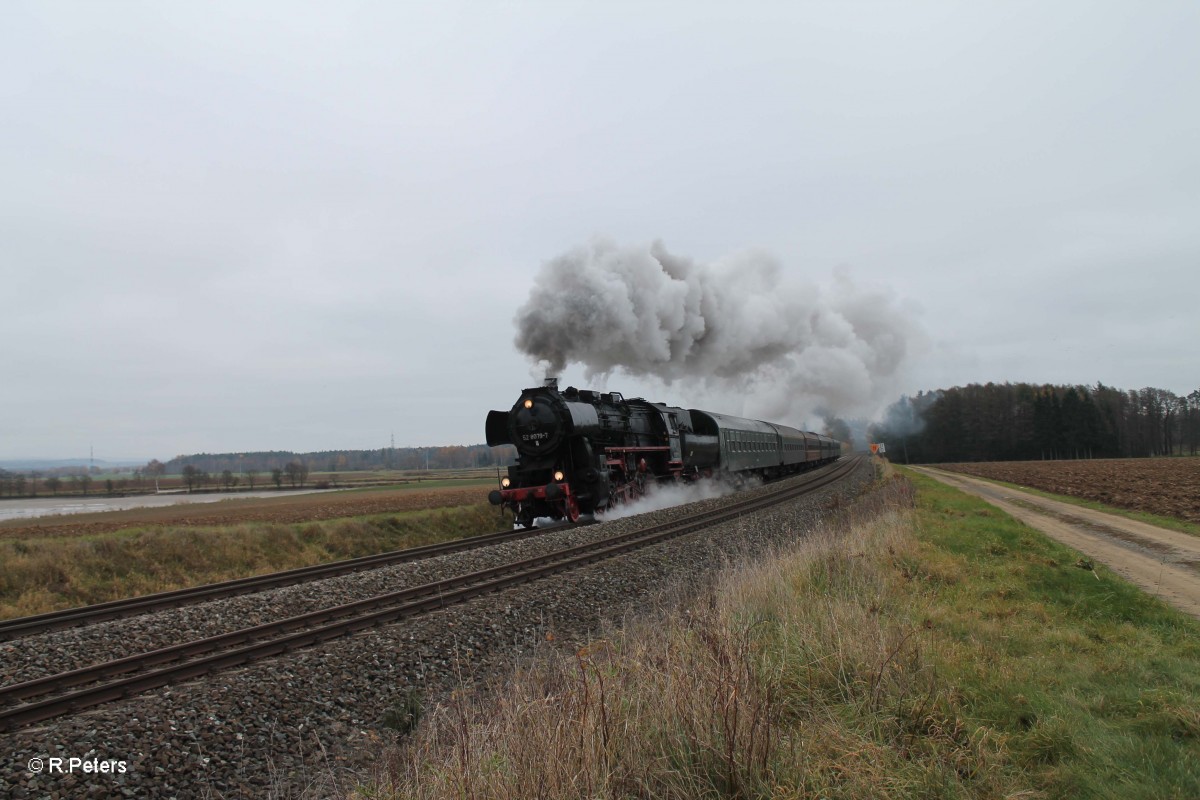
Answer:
0;484;491;540
933;458;1200;523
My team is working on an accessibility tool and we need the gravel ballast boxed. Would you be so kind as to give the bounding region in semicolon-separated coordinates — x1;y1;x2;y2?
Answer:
1;460;870;798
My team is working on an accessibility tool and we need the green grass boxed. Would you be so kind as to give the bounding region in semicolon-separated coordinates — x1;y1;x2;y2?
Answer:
0;503;511;619
365;477;497;491
369;469;1200;800
900;468;1200;798
926;467;1200;538
293;477;497;494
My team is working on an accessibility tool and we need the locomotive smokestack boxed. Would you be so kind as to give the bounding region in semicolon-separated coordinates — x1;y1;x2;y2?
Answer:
543;377;559;389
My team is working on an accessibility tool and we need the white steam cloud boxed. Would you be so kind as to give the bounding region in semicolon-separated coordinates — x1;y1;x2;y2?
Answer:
514;238;918;423
597;474;756;522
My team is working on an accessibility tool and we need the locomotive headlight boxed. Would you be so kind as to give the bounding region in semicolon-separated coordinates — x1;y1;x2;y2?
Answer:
553;470;564;482
501;477;511;488
523;399;533;409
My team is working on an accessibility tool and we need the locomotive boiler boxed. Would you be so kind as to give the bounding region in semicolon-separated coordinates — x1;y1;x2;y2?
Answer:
485;379;840;528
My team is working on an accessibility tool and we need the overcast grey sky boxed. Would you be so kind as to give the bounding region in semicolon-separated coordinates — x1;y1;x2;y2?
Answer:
3;1;1198;460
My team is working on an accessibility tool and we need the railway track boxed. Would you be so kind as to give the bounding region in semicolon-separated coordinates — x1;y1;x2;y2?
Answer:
0;457;860;733
0;525;552;642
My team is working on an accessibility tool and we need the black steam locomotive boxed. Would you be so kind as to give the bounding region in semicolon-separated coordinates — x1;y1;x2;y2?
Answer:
485;379;840;528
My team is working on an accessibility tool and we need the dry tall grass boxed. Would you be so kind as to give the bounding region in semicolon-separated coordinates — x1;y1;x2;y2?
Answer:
362;476;1003;799
0;503;504;619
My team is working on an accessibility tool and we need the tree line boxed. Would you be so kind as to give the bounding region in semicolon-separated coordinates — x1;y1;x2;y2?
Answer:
0;462;316;496
0;470;125;497
0;444;518;498
871;382;1200;463
165;444;516;476
180;461;311;492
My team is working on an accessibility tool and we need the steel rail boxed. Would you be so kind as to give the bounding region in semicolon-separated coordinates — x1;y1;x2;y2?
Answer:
0;525;551;642
0;458;836;641
0;457;859;733
2;458;852;705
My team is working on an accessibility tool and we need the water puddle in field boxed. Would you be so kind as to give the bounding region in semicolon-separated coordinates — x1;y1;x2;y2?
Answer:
0;489;336;522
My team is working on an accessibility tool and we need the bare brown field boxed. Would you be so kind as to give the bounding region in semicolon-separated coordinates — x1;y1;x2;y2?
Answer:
934;457;1200;523
0;484;493;540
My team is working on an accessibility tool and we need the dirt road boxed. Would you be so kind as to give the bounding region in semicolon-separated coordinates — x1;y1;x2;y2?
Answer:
911;467;1200;619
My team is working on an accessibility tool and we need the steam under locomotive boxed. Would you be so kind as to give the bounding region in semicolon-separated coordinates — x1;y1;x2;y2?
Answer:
485;379;841;528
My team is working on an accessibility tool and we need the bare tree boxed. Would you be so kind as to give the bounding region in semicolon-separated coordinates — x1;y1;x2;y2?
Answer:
182;465;200;493
144;459;166;492
284;461;309;488
244;469;259;490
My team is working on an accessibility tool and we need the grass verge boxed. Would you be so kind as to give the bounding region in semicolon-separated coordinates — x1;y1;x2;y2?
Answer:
0;503;509;619
361;470;1200;799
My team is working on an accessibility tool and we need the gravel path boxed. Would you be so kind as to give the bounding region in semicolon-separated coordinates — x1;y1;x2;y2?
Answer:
1;461;869;798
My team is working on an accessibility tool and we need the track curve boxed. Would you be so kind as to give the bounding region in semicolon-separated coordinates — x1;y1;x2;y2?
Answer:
0;457;860;732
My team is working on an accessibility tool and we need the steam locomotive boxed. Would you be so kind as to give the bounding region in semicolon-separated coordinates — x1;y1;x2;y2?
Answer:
485;379;840;528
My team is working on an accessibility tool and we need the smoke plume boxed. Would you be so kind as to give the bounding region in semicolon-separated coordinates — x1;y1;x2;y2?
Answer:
514;238;919;423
